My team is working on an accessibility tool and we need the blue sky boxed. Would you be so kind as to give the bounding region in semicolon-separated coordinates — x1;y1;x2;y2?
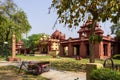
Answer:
14;0;113;39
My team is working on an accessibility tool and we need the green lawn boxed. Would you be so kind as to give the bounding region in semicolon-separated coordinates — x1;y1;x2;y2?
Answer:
16;54;89;63
0;54;120;64
16;54;120;64
0;54;120;72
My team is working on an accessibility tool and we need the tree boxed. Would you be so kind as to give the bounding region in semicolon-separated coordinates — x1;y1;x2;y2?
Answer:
111;22;120;38
50;0;120;63
22;33;49;54
0;0;31;45
0;0;31;56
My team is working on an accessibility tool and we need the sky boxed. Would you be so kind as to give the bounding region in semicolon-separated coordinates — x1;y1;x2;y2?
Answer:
14;0;113;39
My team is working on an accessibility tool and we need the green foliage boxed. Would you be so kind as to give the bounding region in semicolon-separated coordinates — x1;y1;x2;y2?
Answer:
51;60;86;72
22;33;49;54
0;0;31;42
0;0;31;55
111;22;120;39
113;54;120;60
89;35;102;43
90;68;120;80
50;0;120;28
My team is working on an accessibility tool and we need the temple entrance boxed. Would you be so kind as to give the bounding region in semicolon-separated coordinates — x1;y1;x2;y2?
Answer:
40;44;48;54
73;45;80;56
86;44;90;56
64;46;68;56
103;44;107;56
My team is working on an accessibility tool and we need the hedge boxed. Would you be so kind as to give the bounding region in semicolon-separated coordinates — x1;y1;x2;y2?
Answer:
90;68;120;80
50;60;86;72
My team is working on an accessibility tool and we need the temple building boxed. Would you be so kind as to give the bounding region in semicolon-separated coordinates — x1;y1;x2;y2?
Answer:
59;20;118;59
39;30;65;55
16;20;119;59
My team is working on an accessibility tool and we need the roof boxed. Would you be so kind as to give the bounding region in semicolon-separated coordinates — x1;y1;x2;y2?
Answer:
78;20;104;34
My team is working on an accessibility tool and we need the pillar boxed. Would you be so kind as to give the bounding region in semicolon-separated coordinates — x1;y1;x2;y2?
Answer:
68;43;73;57
60;45;64;56
12;34;16;58
107;35;111;57
107;42;111;57
99;41;104;59
80;41;86;57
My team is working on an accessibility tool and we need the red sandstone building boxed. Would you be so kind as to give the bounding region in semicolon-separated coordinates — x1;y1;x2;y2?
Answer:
16;21;118;59
59;21;118;59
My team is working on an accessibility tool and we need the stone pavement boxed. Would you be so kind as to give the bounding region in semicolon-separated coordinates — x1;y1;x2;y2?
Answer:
41;69;86;80
0;61;86;80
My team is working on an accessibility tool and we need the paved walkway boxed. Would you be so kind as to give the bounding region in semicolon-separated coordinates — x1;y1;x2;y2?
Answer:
0;61;86;80
41;69;86;80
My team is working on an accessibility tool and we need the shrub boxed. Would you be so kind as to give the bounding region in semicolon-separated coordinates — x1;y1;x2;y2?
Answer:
90;68;120;80
50;60;86;72
113;54;120;60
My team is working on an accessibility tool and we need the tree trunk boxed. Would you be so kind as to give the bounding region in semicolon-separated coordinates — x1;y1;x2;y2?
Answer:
89;20;97;63
89;43;95;63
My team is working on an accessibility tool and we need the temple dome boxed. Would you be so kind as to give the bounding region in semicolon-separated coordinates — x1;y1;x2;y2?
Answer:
51;30;66;40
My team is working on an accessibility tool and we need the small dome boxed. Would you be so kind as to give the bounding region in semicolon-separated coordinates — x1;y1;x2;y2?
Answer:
51;30;66;40
95;28;104;34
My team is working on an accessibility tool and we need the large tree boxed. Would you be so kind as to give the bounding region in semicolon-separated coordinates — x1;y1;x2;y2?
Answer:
0;0;31;56
50;0;120;63
0;0;31;45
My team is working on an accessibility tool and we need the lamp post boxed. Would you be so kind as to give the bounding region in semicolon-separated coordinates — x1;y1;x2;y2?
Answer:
4;41;8;60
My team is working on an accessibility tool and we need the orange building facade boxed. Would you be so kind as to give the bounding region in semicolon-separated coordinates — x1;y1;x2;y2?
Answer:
59;21;118;59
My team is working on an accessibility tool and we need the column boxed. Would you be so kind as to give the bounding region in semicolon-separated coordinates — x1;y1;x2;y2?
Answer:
99;41;104;59
12;34;16;59
68;43;73;57
80;41;86;57
107;42;111;57
60;45;64;56
107;35;111;57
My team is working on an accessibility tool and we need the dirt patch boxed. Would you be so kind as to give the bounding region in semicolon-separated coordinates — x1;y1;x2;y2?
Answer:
0;66;48;80
0;70;22;80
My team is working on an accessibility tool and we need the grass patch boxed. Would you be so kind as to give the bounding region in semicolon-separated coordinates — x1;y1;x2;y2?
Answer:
16;54;53;61
1;54;120;72
0;65;48;80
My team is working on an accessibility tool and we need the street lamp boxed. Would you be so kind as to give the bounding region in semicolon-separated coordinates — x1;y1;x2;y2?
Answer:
4;41;8;60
